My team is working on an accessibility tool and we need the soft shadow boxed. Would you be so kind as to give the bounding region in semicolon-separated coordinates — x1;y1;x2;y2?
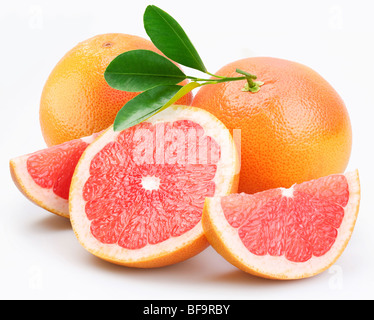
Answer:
81;249;225;288
85;252;199;276
86;254;299;290
207;268;322;287
68;244;316;290
207;269;283;285
81;245;242;280
30;214;72;232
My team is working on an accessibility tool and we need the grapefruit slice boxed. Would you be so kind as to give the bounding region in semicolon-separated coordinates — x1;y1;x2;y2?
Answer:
69;105;239;268
203;170;360;280
10;133;100;218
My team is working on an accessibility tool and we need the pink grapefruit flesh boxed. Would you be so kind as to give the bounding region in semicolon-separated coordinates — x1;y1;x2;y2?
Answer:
202;170;360;279
10;133;99;218
69;105;239;268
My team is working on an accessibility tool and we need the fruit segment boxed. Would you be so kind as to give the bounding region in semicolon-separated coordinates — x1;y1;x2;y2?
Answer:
10;134;99;218
28;140;89;200
202;170;360;279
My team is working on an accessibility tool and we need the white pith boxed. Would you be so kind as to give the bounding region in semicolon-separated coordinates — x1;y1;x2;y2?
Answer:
205;170;360;279
281;185;295;198
69;105;239;264
141;176;161;191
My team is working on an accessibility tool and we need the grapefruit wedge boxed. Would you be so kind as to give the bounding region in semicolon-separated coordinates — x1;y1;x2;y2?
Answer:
10;133;100;218
202;170;360;279
69;105;239;268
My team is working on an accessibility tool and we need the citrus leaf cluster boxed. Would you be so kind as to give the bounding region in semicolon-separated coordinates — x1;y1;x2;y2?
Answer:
105;5;258;131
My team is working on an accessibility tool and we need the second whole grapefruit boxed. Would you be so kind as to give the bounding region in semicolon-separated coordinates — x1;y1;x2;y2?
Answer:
40;33;192;147
192;57;352;194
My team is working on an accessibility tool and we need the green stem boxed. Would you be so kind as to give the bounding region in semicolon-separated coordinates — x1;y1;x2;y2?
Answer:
186;69;264;92
236;68;264;92
186;76;215;82
186;75;247;83
206;72;226;79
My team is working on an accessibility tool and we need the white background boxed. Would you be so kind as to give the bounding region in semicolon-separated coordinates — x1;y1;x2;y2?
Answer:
1;0;374;300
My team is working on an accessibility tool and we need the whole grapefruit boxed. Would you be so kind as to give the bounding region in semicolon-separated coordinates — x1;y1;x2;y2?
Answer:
192;57;352;194
40;33;192;146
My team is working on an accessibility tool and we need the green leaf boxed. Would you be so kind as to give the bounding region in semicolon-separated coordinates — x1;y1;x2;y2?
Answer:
113;85;182;131
104;49;186;92
144;5;207;73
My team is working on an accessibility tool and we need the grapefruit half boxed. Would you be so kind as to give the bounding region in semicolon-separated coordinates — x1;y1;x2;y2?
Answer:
202;170;360;279
10;133;100;218
69;105;239;268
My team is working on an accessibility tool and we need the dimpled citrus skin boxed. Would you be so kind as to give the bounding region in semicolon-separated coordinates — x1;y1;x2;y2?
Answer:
192;57;352;194
40;33;192;147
